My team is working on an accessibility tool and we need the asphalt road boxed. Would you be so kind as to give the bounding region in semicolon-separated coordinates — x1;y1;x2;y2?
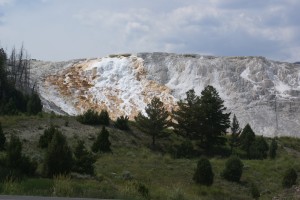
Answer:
0;196;113;200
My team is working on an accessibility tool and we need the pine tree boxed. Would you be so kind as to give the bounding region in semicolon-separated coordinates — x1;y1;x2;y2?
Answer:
27;92;43;115
43;131;73;177
92;126;111;153
6;135;23;169
0;122;6;150
172;89;202;140
249;136;269;159
229;114;241;153
199;85;231;152
73;140;96;175
114;115;130;131
135;97;169;147
99;110;110;125
193;157;214;186
239;124;255;156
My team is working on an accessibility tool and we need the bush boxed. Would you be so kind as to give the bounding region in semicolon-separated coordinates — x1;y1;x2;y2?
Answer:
114;116;130;131
250;182;260;199
282;168;297;188
249;136;269;159
169;140;195;158
269;139;278;159
73;140;96;175
27;92;43;115
38;124;60;148
221;156;243;182
92;127;111;153
77;109;100;125
43;131;73;177
0;122;6;150
193;157;214;186
77;109;110;126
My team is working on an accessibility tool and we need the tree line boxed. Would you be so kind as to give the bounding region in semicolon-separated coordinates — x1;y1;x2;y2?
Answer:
0;46;42;115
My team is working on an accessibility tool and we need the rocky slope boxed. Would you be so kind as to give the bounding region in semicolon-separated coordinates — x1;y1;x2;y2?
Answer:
30;53;300;137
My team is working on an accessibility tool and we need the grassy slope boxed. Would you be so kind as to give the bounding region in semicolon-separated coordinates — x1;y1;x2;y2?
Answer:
0;114;300;199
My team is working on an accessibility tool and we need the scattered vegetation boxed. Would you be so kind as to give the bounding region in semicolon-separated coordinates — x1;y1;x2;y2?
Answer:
114;115;130;131
77;109;110;126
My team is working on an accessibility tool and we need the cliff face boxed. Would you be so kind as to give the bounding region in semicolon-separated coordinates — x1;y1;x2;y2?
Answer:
30;53;300;137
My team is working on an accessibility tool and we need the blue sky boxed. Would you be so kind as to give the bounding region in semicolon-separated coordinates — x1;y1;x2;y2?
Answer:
0;0;299;62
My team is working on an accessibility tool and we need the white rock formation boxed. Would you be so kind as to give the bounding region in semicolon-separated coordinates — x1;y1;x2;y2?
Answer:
30;53;300;137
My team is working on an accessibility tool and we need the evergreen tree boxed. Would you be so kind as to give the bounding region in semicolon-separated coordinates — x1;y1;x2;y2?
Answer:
114;115;130;131
229;114;241;153
172;89;202;140
99;110;110;126
6;135;23;169
135;97;169;147
39;124;59;148
73;140;96;175
43;131;73;177
199;85;231;152
92;126;111;153
193;157;214;186
249;136;269;159
0;122;6;150
239;124;255;156
269;139;278;159
27;92;43;115
221;156;244;182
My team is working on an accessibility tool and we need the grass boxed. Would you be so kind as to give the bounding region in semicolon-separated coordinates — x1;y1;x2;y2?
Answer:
0;115;300;199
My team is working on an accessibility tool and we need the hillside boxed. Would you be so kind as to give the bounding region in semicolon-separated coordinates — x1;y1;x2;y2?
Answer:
0;115;300;199
30;53;300;137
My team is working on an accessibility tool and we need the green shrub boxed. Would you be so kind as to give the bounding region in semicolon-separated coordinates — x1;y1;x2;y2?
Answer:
27;92;43;115
114;115;130;131
193;157;214;186
269;139;278;159
39;124;60;148
77;109;110;126
92;127;111;153
0;122;6;150
43;131;73;177
169;140;194;158
221;156;243;182
282;168;297;188
73;140;96;175
249;136;269;159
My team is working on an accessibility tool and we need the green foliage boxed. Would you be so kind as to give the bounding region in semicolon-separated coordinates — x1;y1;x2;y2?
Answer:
43;131;73;177
135;97;169;147
6;135;37;177
193;157;214;186
250;182;260;199
114;115;130;131
77;109;110;126
73;140;96;175
27;92;43;115
169;140;195;158
221;156;243;182
239;124;255;155
92;126;111;153
38;124;60;148
249;136;269;160
99;110;110;126
0;122;6;150
172;86;230;154
282;168;297;188
269;139;278;159
229;114;241;151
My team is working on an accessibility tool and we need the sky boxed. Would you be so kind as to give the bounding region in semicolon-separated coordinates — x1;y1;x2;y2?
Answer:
0;0;299;62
